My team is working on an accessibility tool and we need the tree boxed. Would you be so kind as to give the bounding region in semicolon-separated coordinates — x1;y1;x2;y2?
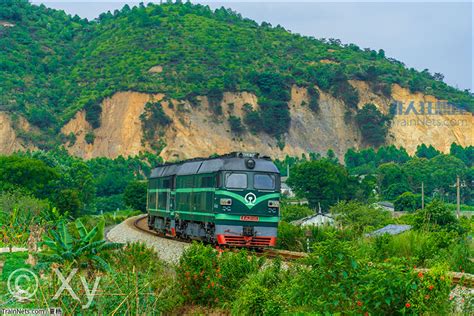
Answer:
415;144;440;159
123;181;147;212
355;104;390;146
393;192;422;212
54;189;83;218
450;143;473;167
413;200;460;232
330;201;391;235
376;163;410;200
287;159;350;210
228;115;244;135
281;204;314;222
0;155;58;198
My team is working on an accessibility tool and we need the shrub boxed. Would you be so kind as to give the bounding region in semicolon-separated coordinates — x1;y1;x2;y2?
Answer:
140;101;172;142
394;192;422;212
35;242;178;314
413;199;460;232
85;131;95;144
0;191;49;215
280;204;314;222
259;99;291;137
330;201;391;235
54;188;83;218
228;115;244;134
28;108;55;129
307;86;320;112
281;234;453;314
355;103;390;146
177;243;264;305
123;181;147;212
243;105;262;133
95;194;125;213
276;221;305;252
232;260;286;315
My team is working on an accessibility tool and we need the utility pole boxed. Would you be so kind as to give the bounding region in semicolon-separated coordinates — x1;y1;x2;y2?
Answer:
456;176;460;219
421;182;424;209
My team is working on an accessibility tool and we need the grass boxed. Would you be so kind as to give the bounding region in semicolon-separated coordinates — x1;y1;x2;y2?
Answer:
0;251;30;281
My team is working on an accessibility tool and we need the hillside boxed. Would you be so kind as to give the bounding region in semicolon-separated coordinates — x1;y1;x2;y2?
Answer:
1;0;473;160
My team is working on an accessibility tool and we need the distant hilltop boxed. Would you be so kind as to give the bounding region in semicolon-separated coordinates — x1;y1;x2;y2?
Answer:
1;1;472;160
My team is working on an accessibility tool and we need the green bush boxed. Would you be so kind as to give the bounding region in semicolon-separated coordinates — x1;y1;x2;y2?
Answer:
281;234;453;314
330;201;391;235
123;181;147;212
95;194;125;213
307;86;320;112
34;242;178;314
177;243;264;305
243;104;263;133
394;192;422;212
276;221;305;252
280;204;314;222
85;131;95;144
140;101;172;142
355;103;390;146
228;115;244;134
413;199;460;232
232;260;286;316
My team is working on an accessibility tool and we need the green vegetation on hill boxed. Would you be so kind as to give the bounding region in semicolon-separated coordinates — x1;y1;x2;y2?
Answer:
1;1;473;148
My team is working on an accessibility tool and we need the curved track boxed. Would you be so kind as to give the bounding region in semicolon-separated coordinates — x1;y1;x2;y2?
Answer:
133;215;307;260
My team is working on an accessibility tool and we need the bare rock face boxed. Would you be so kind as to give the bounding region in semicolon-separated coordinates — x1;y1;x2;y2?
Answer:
0;112;34;154
62;92;164;159
350;80;474;155
1;83;473;161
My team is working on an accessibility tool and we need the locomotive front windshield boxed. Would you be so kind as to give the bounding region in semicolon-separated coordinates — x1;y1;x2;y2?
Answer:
225;172;277;190
254;173;275;190
225;173;247;189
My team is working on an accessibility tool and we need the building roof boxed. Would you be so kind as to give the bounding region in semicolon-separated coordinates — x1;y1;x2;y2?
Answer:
366;224;412;237
291;212;334;227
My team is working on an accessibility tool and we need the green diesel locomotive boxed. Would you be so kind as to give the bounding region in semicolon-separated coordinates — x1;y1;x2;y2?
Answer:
147;152;280;247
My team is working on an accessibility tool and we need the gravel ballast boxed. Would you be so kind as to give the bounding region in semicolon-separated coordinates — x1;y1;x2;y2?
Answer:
106;215;190;264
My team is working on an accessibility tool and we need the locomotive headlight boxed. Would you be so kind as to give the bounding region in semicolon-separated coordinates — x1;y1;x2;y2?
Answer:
268;200;279;208
220;198;232;206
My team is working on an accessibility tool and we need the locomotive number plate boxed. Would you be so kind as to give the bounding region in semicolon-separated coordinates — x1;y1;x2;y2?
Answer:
240;216;259;222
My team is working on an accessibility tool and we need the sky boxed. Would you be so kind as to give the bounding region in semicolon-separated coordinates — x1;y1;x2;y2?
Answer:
33;1;473;92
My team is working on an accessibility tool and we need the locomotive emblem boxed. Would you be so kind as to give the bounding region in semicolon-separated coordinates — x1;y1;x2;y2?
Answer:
244;192;257;206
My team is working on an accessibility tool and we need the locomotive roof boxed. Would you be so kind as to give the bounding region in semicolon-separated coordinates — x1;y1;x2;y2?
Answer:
149;153;279;178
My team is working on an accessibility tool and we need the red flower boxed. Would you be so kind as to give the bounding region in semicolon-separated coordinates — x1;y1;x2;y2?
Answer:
428;285;434;290
405;303;411;308
418;272;423;278
357;301;363;307
364;313;369;316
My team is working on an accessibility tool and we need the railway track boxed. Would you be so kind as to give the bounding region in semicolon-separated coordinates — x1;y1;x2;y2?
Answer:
132;215;473;286
133;215;306;260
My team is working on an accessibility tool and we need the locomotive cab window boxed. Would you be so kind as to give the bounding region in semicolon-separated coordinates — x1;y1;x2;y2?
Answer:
254;173;276;190
225;172;247;189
